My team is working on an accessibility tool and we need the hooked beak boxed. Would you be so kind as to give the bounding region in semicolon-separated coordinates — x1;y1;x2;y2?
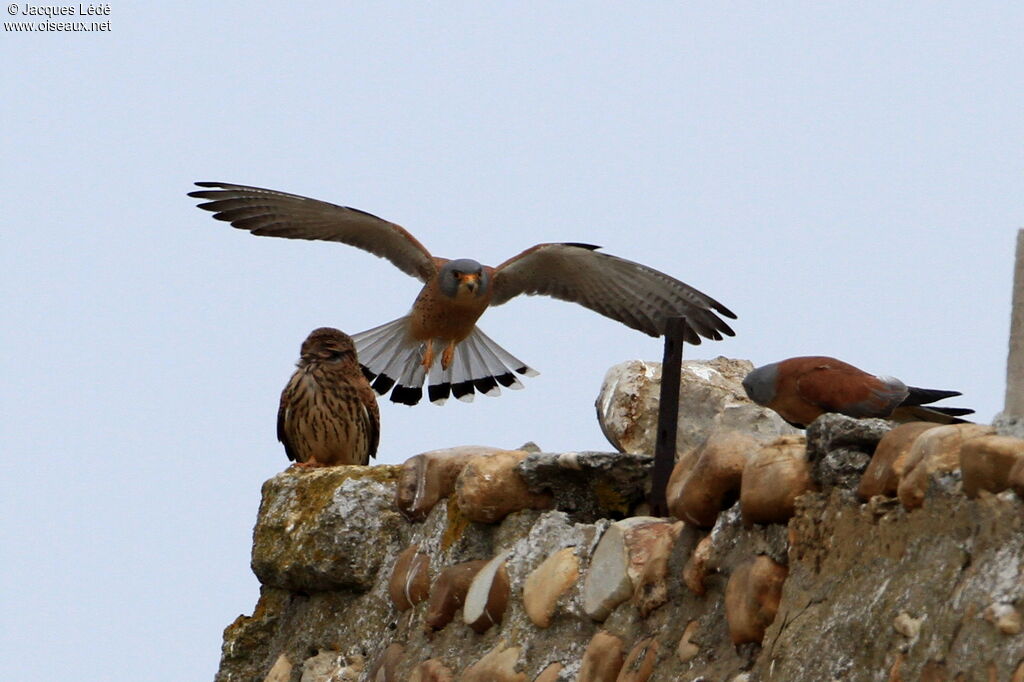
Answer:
460;272;480;293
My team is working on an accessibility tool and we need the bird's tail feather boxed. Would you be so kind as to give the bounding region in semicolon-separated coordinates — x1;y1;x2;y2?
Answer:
924;406;975;418
891;405;974;425
352;317;538;406
353;318;414;393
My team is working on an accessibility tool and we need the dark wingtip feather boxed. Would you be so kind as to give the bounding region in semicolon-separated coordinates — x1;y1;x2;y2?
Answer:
666;315;736;344
360;365;376;382
904;386;964;407
196;203;237;219
715;303;738;320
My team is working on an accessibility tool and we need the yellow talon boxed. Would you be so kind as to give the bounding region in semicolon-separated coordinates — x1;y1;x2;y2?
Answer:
422;340;435;370
441;342;456;370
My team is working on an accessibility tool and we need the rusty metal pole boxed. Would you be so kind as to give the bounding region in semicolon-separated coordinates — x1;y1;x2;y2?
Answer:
1004;230;1024;418
649;316;686;517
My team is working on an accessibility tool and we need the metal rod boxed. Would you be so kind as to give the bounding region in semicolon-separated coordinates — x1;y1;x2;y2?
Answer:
649;316;686;516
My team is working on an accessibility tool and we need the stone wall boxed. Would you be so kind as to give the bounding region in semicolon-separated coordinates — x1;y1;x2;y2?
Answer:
214;358;1024;682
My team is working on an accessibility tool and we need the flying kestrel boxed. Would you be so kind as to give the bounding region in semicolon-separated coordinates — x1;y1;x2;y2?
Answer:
278;327;380;466
190;182;737;405
742;356;974;429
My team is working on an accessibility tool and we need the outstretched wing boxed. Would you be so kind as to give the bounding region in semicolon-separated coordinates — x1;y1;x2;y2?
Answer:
189;182;437;282
489;243;736;343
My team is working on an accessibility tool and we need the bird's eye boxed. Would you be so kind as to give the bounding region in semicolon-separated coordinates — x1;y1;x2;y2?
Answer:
451;270;461;278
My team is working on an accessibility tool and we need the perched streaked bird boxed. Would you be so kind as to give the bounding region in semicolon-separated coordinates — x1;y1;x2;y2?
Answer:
742;356;974;429
278;327;380;467
190;182;736;405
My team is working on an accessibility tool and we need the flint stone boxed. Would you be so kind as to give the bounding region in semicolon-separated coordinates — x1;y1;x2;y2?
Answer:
396;446;500;521
505;510;600;628
677;621;701;662
582;516;681;620
463;550;511;633
578;631;624;682
665;444;699;523
961;435;1024;498
456;450;553;523
251;467;403;592
724;555;788;645
682;503;789;602
517;451;653;521
523;547;580;628
683;535;714;596
740;435;812;526
461;643;527;682
669;429;759;528
858;422;942;500
581;523;635;621
388;544;431;611
898;423;996;510
425;559;488;631
618;638;658;682
805;414;893;489
595;357;798;456
631;519;684;617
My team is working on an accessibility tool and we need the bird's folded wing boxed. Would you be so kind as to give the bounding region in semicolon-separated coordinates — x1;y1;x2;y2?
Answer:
359;385;381;461
276;375;300;462
189;182;437;282
795;366;908;418
489;242;736;342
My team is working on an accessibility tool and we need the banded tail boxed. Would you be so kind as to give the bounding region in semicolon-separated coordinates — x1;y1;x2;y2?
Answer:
352;316;538;406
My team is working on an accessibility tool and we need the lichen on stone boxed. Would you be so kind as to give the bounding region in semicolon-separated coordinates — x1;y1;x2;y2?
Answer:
441;495;470;552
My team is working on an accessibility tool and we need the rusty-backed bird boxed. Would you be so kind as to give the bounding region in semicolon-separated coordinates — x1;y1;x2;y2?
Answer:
742;355;973;429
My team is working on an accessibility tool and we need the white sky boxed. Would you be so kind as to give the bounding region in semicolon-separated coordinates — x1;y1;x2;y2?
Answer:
3;3;1022;680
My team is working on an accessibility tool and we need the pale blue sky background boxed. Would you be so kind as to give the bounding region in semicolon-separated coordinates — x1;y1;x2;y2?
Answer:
3;3;1021;680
